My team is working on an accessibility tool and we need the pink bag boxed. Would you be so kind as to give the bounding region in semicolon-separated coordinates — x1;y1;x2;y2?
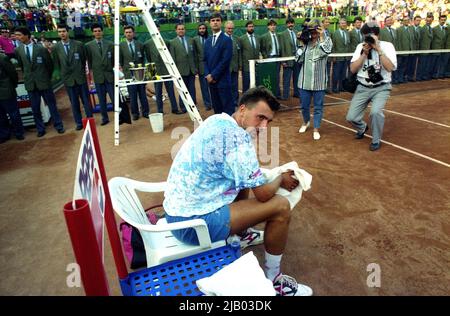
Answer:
119;206;160;269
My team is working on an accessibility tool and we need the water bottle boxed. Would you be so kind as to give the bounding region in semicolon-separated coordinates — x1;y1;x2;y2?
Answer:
228;234;241;258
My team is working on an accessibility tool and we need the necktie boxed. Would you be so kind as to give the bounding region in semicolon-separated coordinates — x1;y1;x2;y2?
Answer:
64;43;69;55
201;37;204;45
182;37;188;53
250;34;256;51
97;41;102;54
129;43;135;59
26;45;31;62
389;27;394;40
290;31;296;47
357;30;362;42
212;35;216;47
342;30;347;45
273;33;278;55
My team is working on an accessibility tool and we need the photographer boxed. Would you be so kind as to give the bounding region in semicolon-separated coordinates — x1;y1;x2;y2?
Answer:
345;21;397;152
296;20;332;141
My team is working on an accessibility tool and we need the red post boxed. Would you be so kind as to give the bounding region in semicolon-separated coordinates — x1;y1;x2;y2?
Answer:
63;199;110;296
84;118;129;280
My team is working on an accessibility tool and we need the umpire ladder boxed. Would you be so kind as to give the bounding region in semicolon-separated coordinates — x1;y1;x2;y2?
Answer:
113;0;203;146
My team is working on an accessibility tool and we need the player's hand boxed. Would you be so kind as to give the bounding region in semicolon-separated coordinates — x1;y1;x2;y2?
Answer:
280;170;299;192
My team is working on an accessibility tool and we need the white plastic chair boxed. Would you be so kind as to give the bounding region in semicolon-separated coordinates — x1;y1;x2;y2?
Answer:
108;177;225;268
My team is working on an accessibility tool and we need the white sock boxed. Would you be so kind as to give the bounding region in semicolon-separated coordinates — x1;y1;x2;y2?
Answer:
264;251;283;282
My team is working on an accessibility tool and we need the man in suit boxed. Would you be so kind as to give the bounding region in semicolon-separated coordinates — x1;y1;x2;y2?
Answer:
203;13;233;115
143;24;183;114
0;53;24;143
349;16;364;52
380;16;399;83
279;17;300;100
85;23;114;125
53;24;92;130
418;15;434;81
397;17;416;83
14;27;64;137
193;23;212;111
408;16;422;81
445;22;450;78
240;21;260;93
331;18;351;93
431;15;448;79
260;19;282;99
169;23;197;113
224;20;241;110
119;25;150;120
322;17;332;92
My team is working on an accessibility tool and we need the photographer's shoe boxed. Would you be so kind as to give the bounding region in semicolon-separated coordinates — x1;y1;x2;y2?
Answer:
370;142;381;151
298;121;310;133
355;125;368;139
313;131;321;140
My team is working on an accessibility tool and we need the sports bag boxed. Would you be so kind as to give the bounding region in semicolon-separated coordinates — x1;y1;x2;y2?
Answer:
119;207;160;269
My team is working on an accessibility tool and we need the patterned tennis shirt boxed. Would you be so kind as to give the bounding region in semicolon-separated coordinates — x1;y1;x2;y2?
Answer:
163;113;267;217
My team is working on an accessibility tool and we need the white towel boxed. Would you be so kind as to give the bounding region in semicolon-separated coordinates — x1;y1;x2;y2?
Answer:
196;251;276;296
261;161;312;210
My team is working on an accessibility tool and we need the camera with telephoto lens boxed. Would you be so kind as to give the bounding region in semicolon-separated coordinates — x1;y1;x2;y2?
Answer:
299;20;320;45
363;63;383;84
364;34;376;45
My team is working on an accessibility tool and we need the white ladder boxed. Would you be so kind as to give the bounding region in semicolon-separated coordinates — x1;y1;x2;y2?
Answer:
113;0;203;146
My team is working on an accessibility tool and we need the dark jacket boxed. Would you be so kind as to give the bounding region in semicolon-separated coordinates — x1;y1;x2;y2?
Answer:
15;43;53;91
0;53;18;100
52;39;88;86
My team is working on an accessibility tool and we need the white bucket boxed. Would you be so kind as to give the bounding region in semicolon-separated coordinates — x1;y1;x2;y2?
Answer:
149;113;164;133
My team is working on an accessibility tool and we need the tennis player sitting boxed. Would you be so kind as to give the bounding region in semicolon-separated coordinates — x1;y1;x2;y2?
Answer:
163;86;313;296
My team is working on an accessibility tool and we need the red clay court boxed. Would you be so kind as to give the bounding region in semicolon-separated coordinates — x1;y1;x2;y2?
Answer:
0;78;449;295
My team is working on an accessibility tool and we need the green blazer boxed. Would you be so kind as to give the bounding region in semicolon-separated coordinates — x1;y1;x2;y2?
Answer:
193;35;207;75
15;43;53;91
229;35;241;73
379;27;398;49
239;33;260;72
331;29;351;61
419;25;433;50
85;39;114;84
260;31;282;58
143;38;170;75
396;26;415;52
119;40;145;79
169;36;197;77
0;53;18;100
349;28;364;52
52;39;87;87
411;25;421;50
431;25;447;49
446;28;450;49
279;29;298;67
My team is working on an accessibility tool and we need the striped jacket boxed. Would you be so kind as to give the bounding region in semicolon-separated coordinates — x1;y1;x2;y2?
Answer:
295;36;332;91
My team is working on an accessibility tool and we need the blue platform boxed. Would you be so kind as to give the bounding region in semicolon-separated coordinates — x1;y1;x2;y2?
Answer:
120;245;240;296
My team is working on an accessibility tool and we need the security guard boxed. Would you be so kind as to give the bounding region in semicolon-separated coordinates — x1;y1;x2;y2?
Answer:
53;24;92;130
15;27;65;137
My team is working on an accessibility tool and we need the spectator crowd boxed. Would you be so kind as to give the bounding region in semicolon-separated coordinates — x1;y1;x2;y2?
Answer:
1;1;449;30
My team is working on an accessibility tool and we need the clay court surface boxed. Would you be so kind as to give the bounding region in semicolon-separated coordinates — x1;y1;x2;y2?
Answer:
0;78;449;296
